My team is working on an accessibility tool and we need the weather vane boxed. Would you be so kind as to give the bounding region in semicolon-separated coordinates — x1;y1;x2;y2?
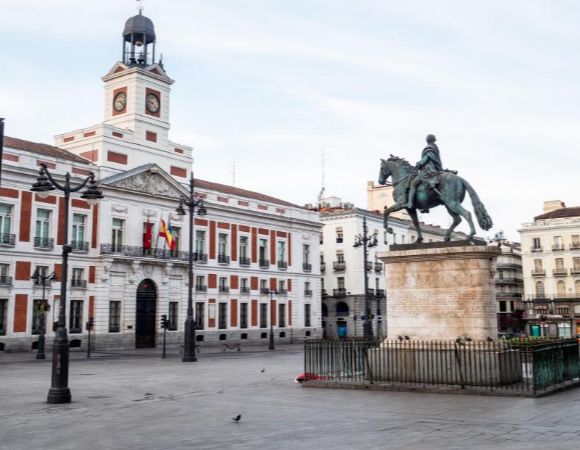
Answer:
137;0;145;14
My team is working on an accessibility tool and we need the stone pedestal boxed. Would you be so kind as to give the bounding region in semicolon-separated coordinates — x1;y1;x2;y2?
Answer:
377;243;500;340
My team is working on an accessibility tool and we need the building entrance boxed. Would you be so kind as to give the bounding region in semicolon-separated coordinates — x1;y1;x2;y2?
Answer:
136;279;157;348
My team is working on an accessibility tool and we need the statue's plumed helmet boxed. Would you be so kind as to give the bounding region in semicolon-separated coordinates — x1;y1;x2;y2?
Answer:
426;134;436;143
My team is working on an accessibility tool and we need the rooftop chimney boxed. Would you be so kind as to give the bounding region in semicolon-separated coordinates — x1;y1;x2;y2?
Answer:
543;200;566;213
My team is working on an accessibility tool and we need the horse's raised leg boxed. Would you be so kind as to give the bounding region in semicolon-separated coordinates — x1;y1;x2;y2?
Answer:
406;208;423;243
446;201;476;239
383;204;404;234
444;206;462;241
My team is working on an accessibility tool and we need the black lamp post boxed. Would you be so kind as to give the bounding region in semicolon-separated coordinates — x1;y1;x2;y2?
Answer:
268;289;278;350
353;216;377;340
31;269;56;360
31;163;103;404
175;172;207;363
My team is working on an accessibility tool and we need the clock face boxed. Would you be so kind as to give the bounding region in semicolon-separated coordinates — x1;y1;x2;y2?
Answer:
146;93;160;113
113;92;127;112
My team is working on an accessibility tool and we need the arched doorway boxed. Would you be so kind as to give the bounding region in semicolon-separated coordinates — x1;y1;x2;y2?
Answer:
136;279;157;348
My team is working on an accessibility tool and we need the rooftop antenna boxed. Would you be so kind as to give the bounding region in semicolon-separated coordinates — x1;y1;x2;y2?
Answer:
137;0;145;14
231;162;236;187
317;148;326;204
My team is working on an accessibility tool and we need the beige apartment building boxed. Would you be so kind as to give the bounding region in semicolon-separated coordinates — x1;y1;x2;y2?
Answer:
519;200;580;339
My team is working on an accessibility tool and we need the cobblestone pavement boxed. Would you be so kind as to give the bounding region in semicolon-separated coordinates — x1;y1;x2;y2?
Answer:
1;348;579;450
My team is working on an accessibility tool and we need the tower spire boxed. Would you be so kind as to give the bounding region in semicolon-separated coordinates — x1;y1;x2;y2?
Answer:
137;0;144;15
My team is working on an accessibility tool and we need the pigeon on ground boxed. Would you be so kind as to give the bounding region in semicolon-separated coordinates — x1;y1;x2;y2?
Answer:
232;414;242;423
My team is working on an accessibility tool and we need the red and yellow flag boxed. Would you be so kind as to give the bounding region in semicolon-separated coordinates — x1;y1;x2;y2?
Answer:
159;219;174;250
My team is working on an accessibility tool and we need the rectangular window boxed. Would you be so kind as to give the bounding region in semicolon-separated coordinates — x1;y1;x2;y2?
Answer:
555;258;564;270
218;233;228;256
0;263;9;284
278;303;286;328
336;252;345;263
532;237;541;250
260;279;268;291
558;323;571;338
0;204;13;236
259;238;268;261
573;257;580;272
71;268;85;288
195;230;206;254
302;244;310;264
72;214;86;244
304;304;311;327
240;303;248;329
239;236;249;258
337;277;345;289
277;241;286;263
195;302;205;330
34;265;49;285
35;209;51;239
0;299;7;335
375;278;380;290
278;280;286;292
241;278;248;289
218;302;227;329
171;227;181;255
112;218;124;252
572;235;580;248
195;275;205;290
534;259;543;271
219;277;228;290
69;300;83;333
109;301;121;332
336;227;343;243
260;303;268;328
32;300;48;335
168;302;178;331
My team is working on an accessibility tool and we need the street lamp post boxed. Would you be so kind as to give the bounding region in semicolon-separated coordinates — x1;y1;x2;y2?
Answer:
31;163;103;404
353;216;377;340
31;269;56;360
175;172;207;363
268;289;278;350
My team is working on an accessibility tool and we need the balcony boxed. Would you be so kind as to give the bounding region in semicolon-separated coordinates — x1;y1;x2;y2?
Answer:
333;288;347;298
336;237;343;244
239;256;251;266
570;242;580;250
278;288;288;295
553;293;580;300
375;289;385;298
277;261;288;270
496;293;523;299
366;288;374;296
552;244;565;252
570;268;580;275
100;244;191;262
33;279;52;288
304;289;312;296
320;262;326;273
259;259;270;268
322;289;328;297
303;263;312;272
0;233;15;247
0;276;13;286
366;262;373;271
71;240;89;253
374;262;383;272
555;307;570;316
496;277;523;284
34;237;54;250
530;246;543;252
526;294;552;301
333;261;346;272
195;284;207;292
70;279;87;289
240;286;250;294
193;252;208;263
531;269;546;277
553;269;568;277
218;286;230;293
218;254;230;265
260;287;271;295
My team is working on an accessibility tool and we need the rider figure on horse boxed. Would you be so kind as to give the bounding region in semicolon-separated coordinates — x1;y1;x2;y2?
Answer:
405;134;443;210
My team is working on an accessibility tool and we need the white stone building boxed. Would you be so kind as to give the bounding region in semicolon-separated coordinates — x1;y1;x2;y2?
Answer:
0;11;322;352
519;200;580;339
317;198;459;338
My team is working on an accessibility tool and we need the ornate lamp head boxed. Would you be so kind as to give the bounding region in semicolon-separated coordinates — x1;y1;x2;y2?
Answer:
31;165;55;198
81;174;104;206
175;199;186;216
197;203;207;216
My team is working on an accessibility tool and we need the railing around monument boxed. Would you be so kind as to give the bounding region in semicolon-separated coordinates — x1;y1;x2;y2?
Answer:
303;338;580;397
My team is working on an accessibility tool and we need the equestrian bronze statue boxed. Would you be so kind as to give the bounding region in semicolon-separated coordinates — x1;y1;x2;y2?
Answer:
378;134;493;242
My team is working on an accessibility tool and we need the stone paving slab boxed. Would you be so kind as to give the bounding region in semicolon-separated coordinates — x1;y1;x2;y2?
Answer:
0;349;579;450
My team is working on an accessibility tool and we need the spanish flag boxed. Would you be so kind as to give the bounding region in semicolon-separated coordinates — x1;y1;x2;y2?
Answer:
159;219;174;250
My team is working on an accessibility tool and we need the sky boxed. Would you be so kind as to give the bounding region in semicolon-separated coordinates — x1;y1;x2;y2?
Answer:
1;0;580;241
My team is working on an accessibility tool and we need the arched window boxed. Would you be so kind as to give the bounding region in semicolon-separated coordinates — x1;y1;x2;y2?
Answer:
336;302;349;316
535;281;545;297
556;280;566;297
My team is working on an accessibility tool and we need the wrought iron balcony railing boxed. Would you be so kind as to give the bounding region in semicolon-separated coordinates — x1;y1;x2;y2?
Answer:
375;289;385;298
260;288;271;295
240;287;250;294
333;261;346;272
0;233;16;247
374;262;383;272
531;269;546;277
333;288;347;298
570;242;580;250
571;268;580;275
277;261;288;270
0;276;12;286
218;286;230;293
193;252;208;263
304;289;313;296
239;256;251;266
553;269;568;277
366;288;375;296
34;237;54;250
71;240;89;253
101;244;191;261
322;289;328;297
278;288;288;295
195;285;207;292
259;259;270;268
552;244;565;252
320;262;326;273
70;279;87;289
530;246;543;252
217;254;230;265
303;263;312;272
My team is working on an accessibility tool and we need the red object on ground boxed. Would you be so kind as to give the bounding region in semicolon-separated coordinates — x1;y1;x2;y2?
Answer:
295;372;326;383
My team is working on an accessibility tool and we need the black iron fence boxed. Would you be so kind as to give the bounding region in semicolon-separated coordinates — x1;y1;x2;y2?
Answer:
303;338;580;397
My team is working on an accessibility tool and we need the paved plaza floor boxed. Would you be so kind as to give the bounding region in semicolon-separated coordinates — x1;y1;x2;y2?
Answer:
1;346;579;450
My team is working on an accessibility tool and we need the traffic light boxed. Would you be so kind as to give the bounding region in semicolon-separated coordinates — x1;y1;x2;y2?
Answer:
161;314;169;330
85;317;94;331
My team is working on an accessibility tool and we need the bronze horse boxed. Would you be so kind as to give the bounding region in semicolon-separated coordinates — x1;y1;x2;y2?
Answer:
378;156;493;242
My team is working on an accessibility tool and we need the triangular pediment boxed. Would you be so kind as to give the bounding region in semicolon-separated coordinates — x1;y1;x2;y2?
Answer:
102;164;188;198
103;62;129;78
